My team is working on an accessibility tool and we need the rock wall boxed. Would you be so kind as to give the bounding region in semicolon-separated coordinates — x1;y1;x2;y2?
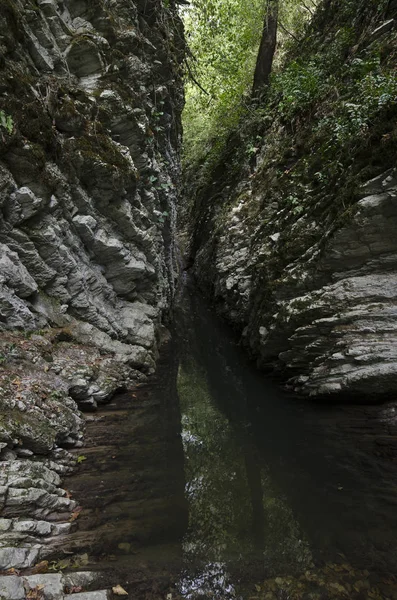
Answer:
0;0;184;574
190;3;397;401
0;0;184;351
193;170;397;399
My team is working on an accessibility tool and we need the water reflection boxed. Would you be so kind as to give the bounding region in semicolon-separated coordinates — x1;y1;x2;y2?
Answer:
179;562;237;600
174;279;397;597
63;280;397;599
177;355;313;597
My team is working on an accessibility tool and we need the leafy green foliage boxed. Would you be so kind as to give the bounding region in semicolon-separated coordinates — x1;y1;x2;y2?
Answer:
272;59;323;119
182;0;265;164
157;210;169;224
0;109;13;134
186;0;397;277
182;0;318;166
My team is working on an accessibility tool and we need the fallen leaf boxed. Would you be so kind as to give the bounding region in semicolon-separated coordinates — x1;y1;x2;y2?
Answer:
31;560;49;574
112;584;128;596
26;584;45;599
69;506;83;522
118;542;131;553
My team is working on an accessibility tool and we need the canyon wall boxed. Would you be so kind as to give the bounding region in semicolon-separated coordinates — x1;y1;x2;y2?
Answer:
0;0;184;574
0;0;184;360
190;1;397;400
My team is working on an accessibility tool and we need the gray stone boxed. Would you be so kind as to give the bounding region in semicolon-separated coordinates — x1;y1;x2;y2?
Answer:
0;520;12;532
63;571;99;589
0;244;38;298
0;575;25;600
7;187;46;224
13;520;52;536
68;591;110;600
23;574;63;600
0;547;40;570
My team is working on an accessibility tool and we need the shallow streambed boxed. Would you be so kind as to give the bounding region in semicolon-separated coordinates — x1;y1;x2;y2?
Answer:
65;283;397;599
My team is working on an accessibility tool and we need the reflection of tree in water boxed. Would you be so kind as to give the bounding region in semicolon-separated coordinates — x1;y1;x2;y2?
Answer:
179;360;252;561
176;358;313;598
179;561;238;600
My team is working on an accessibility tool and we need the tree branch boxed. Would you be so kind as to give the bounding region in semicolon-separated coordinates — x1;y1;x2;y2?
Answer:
184;59;211;96
279;21;300;42
301;1;314;17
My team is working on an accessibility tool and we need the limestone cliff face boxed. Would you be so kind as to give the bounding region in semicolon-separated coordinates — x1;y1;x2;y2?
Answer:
0;0;184;572
190;2;397;400
0;0;184;364
193;170;397;399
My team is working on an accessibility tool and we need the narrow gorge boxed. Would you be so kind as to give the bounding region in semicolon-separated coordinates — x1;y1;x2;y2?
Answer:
1;0;397;599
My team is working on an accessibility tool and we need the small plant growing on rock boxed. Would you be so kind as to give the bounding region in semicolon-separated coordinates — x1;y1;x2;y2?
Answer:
0;109;13;134
157;210;169;224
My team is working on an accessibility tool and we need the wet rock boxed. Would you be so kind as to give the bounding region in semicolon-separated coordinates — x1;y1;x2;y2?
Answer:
63;571;99;590
0;571;107;600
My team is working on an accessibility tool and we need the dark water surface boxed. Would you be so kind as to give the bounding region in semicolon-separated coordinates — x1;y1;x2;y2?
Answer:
66;283;397;599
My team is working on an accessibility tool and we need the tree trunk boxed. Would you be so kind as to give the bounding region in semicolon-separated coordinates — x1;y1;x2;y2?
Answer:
252;0;279;95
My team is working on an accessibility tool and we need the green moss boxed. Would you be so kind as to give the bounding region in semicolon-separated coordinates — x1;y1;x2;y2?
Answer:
74;134;132;173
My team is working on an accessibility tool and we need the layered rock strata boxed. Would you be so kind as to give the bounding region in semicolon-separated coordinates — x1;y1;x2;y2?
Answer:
0;0;184;575
193;169;397;399
0;0;184;345
190;2;397;402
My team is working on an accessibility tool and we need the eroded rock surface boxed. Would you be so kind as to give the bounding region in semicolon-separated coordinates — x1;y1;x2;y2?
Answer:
193;169;397;399
0;329;150;574
0;0;184;575
0;571;108;599
187;1;397;403
0;0;184;346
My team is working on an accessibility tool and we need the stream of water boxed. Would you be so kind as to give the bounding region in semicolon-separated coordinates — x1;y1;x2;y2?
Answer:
66;281;397;599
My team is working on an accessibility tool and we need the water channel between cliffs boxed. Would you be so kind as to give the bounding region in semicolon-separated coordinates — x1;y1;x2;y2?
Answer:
65;280;397;599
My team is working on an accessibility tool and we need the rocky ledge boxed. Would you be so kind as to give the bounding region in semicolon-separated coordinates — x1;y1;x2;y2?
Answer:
0;327;151;575
1;570;111;599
